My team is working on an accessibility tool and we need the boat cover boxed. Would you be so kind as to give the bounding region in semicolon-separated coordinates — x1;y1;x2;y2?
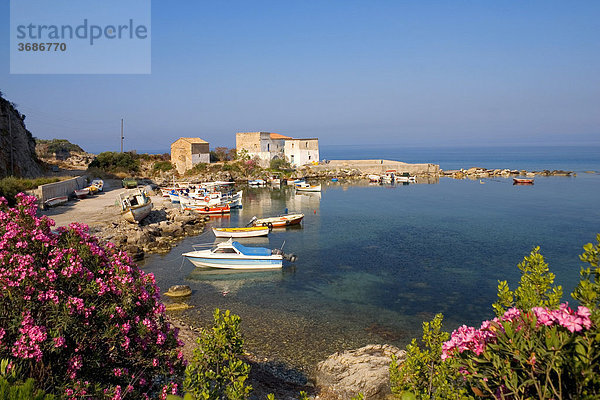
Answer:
231;241;271;256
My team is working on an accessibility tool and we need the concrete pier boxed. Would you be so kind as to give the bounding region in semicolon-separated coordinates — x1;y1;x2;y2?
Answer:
307;159;439;175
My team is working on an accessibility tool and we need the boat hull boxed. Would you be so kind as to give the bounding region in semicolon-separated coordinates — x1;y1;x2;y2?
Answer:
183;254;282;269
253;214;304;228
212;227;269;238
296;184;321;192
122;202;153;223
44;196;68;207
74;189;89;199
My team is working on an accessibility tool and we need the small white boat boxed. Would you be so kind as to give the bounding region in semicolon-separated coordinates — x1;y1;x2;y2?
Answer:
119;189;153;223
183;239;297;269
296;183;322;192
44;196;68;208
212;226;270;238
252;213;304;228
248;179;266;186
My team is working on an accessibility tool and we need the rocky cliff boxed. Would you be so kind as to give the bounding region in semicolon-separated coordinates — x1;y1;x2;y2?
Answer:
0;92;42;178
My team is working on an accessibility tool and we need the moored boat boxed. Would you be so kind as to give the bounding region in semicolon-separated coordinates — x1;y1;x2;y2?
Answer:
252;213;304;228
119;189;153;223
513;177;534;185
367;174;381;183
44;196;68;208
182;239;297;269
212;226;270;238
187;204;231;215
296;183;322;192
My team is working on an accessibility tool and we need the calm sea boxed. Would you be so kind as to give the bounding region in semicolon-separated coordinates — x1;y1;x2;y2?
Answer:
142;145;600;372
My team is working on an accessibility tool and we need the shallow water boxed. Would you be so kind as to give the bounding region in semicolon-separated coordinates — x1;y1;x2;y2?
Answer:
142;173;600;372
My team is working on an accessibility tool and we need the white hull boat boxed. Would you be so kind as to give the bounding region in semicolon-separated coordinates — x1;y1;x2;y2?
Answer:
212;226;270;238
119;189;153;223
44;196;68;208
296;183;321;192
183;239;297;269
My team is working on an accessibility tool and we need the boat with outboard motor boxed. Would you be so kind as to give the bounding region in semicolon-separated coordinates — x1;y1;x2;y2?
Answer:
212;226;270;238
182;239;297;269
251;213;304;228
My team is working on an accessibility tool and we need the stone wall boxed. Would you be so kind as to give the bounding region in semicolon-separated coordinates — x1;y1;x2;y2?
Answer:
32;176;88;203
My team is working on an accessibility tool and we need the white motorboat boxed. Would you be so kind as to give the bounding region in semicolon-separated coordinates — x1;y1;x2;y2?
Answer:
252;213;304;228
183;239;297;269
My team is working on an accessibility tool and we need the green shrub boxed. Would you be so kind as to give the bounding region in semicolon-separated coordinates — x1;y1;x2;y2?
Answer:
88;151;140;173
0;376;55;400
493;246;563;316
390;314;470;400
184;309;252;400
185;163;208;176
35;138;84;157
269;158;291;171
0;177;61;205
153;161;174;173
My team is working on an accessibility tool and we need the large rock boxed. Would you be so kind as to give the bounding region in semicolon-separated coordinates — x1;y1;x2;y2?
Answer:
316;344;406;400
0;93;43;178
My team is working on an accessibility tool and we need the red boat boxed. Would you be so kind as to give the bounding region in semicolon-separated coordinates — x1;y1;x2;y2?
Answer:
513;177;534;185
188;204;231;215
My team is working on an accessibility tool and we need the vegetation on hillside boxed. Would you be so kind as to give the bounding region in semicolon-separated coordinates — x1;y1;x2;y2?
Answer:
88;151;140;173
35;139;84;157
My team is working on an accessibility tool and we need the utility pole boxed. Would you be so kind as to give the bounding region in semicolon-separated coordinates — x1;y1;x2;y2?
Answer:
120;118;124;153
8;112;13;176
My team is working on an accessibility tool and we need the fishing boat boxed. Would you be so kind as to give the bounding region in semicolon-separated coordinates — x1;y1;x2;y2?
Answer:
513;177;534;185
252;213;304;228
119;189;153;223
44;196;68;208
74;188;89;199
212;226;270;238
122;178;138;189
188;204;231;215
91;179;104;192
367;174;381;183
182;239;297;269
296;183;322;192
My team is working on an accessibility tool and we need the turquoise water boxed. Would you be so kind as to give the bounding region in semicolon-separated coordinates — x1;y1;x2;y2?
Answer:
142;171;600;371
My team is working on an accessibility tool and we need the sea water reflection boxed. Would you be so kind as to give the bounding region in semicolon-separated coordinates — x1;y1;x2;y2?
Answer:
142;176;600;372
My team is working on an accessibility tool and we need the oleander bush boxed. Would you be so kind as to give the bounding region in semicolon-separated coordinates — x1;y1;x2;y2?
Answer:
0;193;185;398
392;238;600;400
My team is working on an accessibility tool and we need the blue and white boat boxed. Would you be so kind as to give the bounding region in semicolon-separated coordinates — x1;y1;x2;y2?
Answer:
182;239;297;270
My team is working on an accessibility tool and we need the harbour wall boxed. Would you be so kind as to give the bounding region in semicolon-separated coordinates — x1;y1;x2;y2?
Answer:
33;176;88;203
307;159;440;175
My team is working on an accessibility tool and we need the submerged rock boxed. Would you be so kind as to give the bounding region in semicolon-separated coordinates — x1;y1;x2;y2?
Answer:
164;285;192;298
315;344;406;400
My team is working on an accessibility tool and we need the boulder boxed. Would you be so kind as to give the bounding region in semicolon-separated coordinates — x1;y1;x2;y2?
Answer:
315;344;406;400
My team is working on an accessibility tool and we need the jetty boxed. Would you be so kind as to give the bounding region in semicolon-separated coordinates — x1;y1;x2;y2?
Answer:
306;159;440;175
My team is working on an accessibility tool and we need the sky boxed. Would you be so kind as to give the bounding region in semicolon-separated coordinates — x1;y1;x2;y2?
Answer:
1;0;599;154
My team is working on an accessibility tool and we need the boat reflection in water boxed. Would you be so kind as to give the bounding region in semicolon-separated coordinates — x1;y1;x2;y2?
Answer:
186;267;287;295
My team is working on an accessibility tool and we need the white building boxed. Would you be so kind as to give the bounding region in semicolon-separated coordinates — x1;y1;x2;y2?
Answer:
235;132;319;167
284;138;319;168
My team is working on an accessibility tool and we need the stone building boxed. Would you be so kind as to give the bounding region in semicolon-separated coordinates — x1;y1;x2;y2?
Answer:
284;138;319;168
170;137;210;174
235;132;319;167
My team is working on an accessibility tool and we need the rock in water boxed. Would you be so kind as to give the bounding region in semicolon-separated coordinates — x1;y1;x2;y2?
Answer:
164;285;192;298
315;344;406;400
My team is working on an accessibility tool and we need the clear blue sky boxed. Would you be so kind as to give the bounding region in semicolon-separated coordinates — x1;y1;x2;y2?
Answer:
1;0;599;153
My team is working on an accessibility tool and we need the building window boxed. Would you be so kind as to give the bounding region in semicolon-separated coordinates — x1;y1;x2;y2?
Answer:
305;142;308;148
267;143;270;152
309;155;311;160
292;143;294;149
